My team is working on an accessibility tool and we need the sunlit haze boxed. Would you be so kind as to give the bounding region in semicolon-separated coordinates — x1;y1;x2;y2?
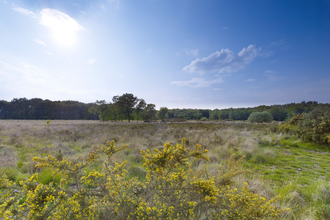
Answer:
1;0;329;109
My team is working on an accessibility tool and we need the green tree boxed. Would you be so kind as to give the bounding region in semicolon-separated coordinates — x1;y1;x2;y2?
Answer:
210;109;220;120
157;107;168;121
218;110;230;120
247;111;273;123
113;93;138;122
267;107;287;121
136;99;146;122
88;100;107;122
141;104;157;121
229;108;235;120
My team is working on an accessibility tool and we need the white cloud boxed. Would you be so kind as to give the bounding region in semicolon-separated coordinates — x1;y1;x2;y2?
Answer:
34;39;47;47
45;52;52;55
171;77;224;88
246;79;255;82
40;9;83;31
12;5;37;18
186;49;199;56
101;4;106;10
183;45;260;75
88;59;97;64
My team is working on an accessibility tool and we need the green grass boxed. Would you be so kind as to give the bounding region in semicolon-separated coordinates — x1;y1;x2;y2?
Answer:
244;136;330;219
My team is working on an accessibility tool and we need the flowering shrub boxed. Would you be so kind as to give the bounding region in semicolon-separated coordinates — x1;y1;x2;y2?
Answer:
0;139;289;219
279;105;330;145
278;113;304;133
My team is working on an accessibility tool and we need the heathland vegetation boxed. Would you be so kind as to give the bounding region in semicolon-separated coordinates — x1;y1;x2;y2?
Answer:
0;97;330;219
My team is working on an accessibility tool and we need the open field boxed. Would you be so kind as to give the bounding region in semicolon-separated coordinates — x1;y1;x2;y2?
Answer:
1;120;329;219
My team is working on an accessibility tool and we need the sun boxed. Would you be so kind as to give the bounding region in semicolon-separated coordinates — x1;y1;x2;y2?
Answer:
51;26;76;47
40;8;83;47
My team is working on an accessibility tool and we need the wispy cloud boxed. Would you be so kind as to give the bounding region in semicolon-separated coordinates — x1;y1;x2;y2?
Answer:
222;27;228;30
183;45;260;75
259;50;273;58
34;39;47;47
12;5;37;18
171;77;224;88
186;49;199;56
40;9;84;31
45;52;52;55
268;39;285;48
0;61;49;84
88;59;97;64
108;0;120;9
264;70;285;81
101;4;106;10
246;79;255;82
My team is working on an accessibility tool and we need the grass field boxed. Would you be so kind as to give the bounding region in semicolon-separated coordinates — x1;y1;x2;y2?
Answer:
0;119;329;219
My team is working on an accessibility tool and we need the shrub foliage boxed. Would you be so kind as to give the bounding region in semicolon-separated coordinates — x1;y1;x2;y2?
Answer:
0;139;289;219
279;105;330;145
247;111;273;123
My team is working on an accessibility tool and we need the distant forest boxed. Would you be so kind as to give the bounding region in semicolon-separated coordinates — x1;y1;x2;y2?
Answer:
0;97;326;121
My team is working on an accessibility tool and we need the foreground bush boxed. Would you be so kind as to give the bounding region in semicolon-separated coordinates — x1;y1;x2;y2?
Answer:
247;111;273;123
0;139;289;219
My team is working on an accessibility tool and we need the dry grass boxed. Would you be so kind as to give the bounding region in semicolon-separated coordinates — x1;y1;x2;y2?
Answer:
0;119;322;219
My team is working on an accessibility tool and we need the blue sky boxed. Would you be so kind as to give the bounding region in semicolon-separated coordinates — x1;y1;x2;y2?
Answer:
0;0;329;109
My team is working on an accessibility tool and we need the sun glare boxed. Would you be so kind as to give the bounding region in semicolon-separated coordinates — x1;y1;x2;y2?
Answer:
51;26;76;46
40;9;83;46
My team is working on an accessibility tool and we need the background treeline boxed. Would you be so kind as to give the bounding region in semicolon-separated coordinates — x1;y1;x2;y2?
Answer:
208;101;321;121
0;97;325;121
0;98;98;120
169;101;321;121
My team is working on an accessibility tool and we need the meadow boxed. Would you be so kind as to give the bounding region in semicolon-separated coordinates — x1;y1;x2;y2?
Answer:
0;119;329;219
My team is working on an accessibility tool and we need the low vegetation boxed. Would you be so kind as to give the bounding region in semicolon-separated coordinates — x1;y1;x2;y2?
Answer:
0;119;329;219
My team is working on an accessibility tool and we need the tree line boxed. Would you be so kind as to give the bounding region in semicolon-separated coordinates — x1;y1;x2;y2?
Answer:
0;96;325;121
0;98;97;120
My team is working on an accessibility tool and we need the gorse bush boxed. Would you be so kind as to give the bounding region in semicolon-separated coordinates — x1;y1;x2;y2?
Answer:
0;139;289;219
295;105;330;145
278;113;305;133
279;105;330;145
247;111;273;123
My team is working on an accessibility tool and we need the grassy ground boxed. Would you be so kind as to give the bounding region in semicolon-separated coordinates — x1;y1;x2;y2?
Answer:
0;119;329;219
